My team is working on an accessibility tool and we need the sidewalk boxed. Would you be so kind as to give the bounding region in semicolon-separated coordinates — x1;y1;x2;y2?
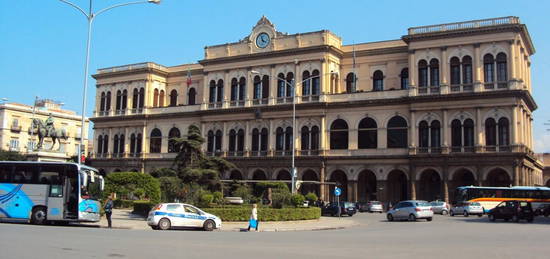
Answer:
81;209;361;232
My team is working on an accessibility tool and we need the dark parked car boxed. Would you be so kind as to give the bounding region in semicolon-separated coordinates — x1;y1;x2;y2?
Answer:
534;204;550;217
322;202;357;216
488;200;534;223
356;202;369;212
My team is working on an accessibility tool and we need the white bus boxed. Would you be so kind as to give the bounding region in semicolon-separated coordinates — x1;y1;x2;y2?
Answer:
455;186;550;212
0;161;104;224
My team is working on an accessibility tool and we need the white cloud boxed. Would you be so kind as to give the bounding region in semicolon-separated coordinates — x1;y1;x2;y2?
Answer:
534;134;550;153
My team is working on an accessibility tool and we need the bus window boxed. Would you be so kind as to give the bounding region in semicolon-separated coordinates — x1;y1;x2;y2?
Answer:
39;165;65;185
49;185;63;197
0;164;12;182
13;165;38;184
495;190;503;198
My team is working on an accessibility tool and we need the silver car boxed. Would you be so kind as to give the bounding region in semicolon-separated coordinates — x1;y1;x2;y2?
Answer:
367;201;384;213
450;202;484;217
147;203;222;231
430;201;450;215
387;200;434;222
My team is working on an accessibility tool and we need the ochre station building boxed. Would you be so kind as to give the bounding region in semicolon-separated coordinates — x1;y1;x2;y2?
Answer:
90;16;543;204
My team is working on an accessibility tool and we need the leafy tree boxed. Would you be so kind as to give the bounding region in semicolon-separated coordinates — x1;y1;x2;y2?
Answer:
0;150;26;161
104;172;161;203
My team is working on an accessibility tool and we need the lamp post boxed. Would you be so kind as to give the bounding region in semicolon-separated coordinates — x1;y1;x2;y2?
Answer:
59;0;160;164
250;70;335;193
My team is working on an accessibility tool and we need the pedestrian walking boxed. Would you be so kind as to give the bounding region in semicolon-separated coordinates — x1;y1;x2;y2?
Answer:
104;195;114;228
247;203;258;232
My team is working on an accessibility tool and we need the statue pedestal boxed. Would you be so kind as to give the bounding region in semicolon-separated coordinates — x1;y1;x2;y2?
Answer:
26;150;71;162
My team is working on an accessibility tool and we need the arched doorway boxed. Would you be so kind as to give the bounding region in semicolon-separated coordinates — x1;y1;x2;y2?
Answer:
276;170;292;190
329;170;348;202
387;170;408;204
484;168;511;187
357;170;377;202
450;169;476;202
418;169;442;201
229;170;243;180
301;170;319;197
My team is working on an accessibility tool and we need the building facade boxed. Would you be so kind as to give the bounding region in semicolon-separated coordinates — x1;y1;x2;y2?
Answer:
90;16;543;203
0;99;89;160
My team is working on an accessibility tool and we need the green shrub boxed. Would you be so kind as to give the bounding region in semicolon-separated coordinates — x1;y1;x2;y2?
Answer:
104;172;161;203
212;191;223;204
132;200;156;216
290;194;306;207
203;207;320;221
305;192;318;204
199;193;214;208
113;199;133;209
271;188;291;208
158;176;183;202
232;184;252;203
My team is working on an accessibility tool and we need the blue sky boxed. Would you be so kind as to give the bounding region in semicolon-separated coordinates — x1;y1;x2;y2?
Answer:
1;0;549;152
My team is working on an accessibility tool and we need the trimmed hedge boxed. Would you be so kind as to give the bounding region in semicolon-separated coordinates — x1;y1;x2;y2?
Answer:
113;199;134;209
133;200;156;216
203;207;320;222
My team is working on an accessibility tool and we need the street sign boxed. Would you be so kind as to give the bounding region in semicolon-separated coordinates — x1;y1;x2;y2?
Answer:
334;187;342;196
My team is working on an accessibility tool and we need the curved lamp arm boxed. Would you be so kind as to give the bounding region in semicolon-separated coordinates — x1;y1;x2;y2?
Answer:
95;1;157;18
59;0;90;19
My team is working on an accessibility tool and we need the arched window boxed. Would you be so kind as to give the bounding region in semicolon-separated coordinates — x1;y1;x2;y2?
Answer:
132;89;138;109
207;130;214;153
451;119;462;149
100;92;106;112
237;129;244;153
484;54;495;83
253;76;261;100
277;73;286;98
450;57;461;85
485;118;497;146
116;90;122;111
462;56;473;85
358;118;377;149
496;53;508;86
260;128;268;152
430;120;441;148
286;72;294;97
346;73;356;93
103;134;109;154
113;135;119;154
136;133;142;154
373;70;384;91
251;129;260;152
400;68;409;90
238;77;246;102
301;126;310;151
330;119;348;150
215;130;222;153
168;127;181;153
310;126;319;151
150;128;162;153
97;135;103;154
229;129;237;152
169;90;178;107
188;88;196;105
302;70;311;96
106;91;111;111
209;80;216;103
429;59;439;86
276;127;284;151
498;118;510;146
130;134;136;154
262;75;269;100
231;78;239;101
311;70;320;96
285;126;293;151
387;116;408;148
159;90;165;107
419;121;429;148
138;88;145;108
153;89;159;107
418;60;428;87
464;119;475;148
119;134;125;154
122;90;127;110
216;79;224;103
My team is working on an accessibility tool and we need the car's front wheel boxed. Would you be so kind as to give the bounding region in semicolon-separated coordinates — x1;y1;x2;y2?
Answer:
203;220;215;231
477;214;483;217
463;211;469;217
450;210;455;217
158;218;171;230
488;214;496;222
408;214;416;222
512;215;520;223
441;210;448;215
387;214;394;222
426;217;433;222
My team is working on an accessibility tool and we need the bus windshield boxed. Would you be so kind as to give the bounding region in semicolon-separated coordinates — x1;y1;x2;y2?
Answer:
80;169;103;200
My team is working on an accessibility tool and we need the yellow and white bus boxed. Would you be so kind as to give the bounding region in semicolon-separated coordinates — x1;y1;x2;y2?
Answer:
455;186;550;213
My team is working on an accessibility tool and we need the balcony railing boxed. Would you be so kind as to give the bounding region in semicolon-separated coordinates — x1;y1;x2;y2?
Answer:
10;125;22;132
229;100;245;107
252;98;268;105
418;86;440;95
97;62;167;74
250;150;268;157
450;84;474;93
408;16;519;35
301;95;320;102
417;147;442;154
276;97;293;104
298;150;319;156
208;102;223;109
274;150;292;156
484;145;511;152
450;146;475;153
227;151;244;157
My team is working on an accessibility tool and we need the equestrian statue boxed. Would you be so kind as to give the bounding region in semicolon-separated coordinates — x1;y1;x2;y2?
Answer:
31;114;68;150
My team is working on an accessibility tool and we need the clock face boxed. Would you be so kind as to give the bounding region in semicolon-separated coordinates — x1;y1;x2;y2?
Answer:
256;32;270;48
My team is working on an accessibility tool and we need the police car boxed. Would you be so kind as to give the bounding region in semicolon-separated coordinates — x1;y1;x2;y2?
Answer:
147;203;222;231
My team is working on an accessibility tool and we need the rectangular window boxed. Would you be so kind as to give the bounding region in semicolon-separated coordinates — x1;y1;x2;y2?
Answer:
0;164;13;183
13;165;39;184
9;139;19;151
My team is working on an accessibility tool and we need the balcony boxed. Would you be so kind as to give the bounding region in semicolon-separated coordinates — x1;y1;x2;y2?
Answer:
131;108;143;114
298;150;319;156
208;102;223;109
483;145;512;152
274;150;292;156
326;89;408;102
418;86;440;95
146;104;200;115
450;146;475;153
10;125;22;133
115;109;127;115
417;147;442;154
227;151;244;157
301;95;320;103
408;16;519;35
252;98;268;105
250;150;268;157
484;81;509;90
229;100;245;107
277;97;293;104
450;84;474;93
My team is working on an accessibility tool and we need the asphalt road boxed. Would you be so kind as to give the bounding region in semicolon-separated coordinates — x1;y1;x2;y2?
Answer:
1;213;550;259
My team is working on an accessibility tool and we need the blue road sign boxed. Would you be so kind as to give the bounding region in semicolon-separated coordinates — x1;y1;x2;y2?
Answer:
334;187;342;196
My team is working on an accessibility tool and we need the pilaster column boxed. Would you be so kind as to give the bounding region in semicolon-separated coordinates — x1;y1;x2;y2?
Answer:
245;120;250;155
443;165;449;203
349;128;358;150
440;47;449;94
408;50;417;96
410;165;417;200
108;128;113;157
409;111;416;150
222;122;228;155
202;74;209;109
124;127;129;157
348;180;358;202
141;124;147;158
442;109;449;153
268;119;275;155
320;116;327;154
473;44;483;92
269;65;277;105
514;162;520;186
246;70;253;107
377;180;387;203
223;71;230;108
320;161;326;201
475;107;483;151
511;105;518;145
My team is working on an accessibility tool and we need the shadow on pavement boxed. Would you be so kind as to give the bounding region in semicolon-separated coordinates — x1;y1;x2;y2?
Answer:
447;215;550;225
0;221;101;229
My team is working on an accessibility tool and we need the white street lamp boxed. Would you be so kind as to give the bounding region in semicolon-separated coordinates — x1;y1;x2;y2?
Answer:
59;0;161;164
250;70;336;194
